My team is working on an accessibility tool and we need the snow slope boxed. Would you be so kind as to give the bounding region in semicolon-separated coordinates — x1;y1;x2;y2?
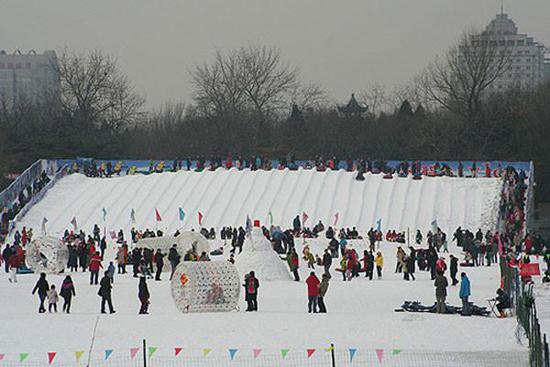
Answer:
15;169;502;238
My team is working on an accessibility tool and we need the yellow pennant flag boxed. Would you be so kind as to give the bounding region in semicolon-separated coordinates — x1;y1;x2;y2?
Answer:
75;351;84;363
202;348;212;357
324;346;334;352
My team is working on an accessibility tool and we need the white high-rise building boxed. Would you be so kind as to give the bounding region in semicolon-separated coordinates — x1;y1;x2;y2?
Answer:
474;13;546;91
0;49;60;109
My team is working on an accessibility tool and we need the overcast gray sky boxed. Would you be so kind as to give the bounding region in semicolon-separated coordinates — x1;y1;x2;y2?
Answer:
1;0;548;108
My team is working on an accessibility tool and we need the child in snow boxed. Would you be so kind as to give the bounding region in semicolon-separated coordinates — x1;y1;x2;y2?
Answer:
375;252;384;278
47;285;59;313
107;262;115;283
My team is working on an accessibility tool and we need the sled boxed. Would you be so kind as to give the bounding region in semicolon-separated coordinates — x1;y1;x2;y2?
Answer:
412;175;422;180
383;173;393;179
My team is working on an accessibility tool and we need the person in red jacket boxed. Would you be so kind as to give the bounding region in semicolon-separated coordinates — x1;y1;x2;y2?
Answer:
305;272;320;313
89;252;103;285
8;251;20;283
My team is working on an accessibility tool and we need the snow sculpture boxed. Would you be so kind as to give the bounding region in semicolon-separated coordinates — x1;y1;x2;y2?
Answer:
235;221;292;281
26;236;69;274
171;261;240;313
137;231;210;271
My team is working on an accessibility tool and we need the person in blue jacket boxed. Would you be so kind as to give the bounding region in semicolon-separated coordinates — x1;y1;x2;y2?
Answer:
459;272;471;316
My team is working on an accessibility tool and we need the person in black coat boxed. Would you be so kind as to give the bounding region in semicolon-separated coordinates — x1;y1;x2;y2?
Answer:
98;271;115;314
32;273;49;313
406;249;416;281
243;271;260;312
60;275;76;313
322;249;332;276
168;245;181;280
154;249;165;281
450;255;459;285
138;277;150;314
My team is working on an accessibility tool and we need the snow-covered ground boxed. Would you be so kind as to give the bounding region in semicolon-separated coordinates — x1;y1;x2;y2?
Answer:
0;239;528;366
14;170;502;237
0;171;529;366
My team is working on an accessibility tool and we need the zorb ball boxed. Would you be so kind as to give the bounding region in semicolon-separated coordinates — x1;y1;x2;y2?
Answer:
171;261;240;313
26;236;69;274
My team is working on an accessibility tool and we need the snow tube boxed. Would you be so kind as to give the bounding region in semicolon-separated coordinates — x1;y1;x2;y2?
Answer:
26;236;68;274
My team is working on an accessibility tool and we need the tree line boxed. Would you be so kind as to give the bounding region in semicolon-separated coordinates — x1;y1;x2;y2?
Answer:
0;38;549;202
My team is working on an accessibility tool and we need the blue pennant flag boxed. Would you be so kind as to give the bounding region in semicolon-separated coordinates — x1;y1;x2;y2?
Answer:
229;349;238;360
179;208;185;221
349;348;357;363
104;349;113;361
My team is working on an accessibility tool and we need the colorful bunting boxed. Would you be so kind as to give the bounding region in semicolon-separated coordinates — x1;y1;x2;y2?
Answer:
280;349;289;359
349;348;357;363
375;349;384;363
19;353;29;362
130;348;140;359
48;352;56;364
104;349;113;361
202;348;211;357
148;347;158;358
307;349;316;358
198;211;204;226
155;209;162;222
174;347;183;357
228;348;238;360
75;351;84;362
253;349;262;359
391;349;402;355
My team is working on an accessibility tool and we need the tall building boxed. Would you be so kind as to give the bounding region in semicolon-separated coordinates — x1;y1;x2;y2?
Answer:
545;51;550;81
474;13;546;91
0;49;60;109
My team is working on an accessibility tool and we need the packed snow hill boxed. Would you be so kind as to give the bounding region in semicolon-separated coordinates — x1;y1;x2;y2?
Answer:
14;168;502;238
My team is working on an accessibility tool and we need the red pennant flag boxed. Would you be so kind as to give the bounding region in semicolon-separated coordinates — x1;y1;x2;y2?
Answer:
198;211;204;226
130;348;140;359
175;348;183;357
302;211;309;224
48;352;56;364
307;349;316;358
253;349;262;359
520;263;541;277
0;354;4;361
376;349;384;363
155;209;162;222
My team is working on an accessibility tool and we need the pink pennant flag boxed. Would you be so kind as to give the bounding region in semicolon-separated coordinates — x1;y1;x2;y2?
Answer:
155;208;162;222
302;211;309;224
110;230;117;239
130;348;140;359
175;348;183;357
48;352;56;365
307;349;316;358
333;212;339;226
376;349;384;363
198;211;204;226
253;349;262;359
0;353;4;361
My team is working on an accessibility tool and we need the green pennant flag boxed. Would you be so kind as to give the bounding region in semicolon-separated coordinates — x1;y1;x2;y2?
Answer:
391;349;403;355
148;347;158;358
281;349;289;359
268;211;274;226
19;353;29;362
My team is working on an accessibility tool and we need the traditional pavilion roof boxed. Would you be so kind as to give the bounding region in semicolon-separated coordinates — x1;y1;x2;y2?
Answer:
338;93;368;115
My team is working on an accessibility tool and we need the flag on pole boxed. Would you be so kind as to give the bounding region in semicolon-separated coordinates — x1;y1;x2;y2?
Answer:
333;212;339;226
202;348;211;357
280;349;289;359
245;215;252;236
302;211;309;224
198;211;204;226
268;211;274;226
102;207;107;222
130;208;136;223
349;348;357;363
375;349;384;363
253;349;262;359
104;349;113;361
174;348;183;357
148;347;158;358
130;348;140;360
431;219;438;232
155;209;162;222
19;353;29;362
306;349;316;358
48;352;56;365
70;217;78;231
110;230;117;240
376;218;381;232
228;349;238;360
179;208;185;222
41;217;48;234
74;351;84;363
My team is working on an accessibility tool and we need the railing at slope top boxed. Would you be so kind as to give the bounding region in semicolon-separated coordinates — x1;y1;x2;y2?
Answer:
0;160;49;208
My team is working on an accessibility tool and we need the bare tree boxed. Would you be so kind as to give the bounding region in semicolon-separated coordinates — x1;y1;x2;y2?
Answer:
289;83;329;112
190;46;299;119
421;30;510;124
55;49;145;131
360;83;389;117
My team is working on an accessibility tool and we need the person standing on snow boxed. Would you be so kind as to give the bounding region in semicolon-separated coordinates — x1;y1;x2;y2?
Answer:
449;255;459;286
98;271;115;314
32;272;49;313
318;273;330;313
434;271;449;314
89;251;103;285
305;272;320;313
60;275;76;313
459;272;471;316
322;249;332;276
47;285;59;313
375;252;384;278
168;244;181;280
154;249;165;281
243;271;260;312
8;249;20;283
138;276;150;314
287;249;300;281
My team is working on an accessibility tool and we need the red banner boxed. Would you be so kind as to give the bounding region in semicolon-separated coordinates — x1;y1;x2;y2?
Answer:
520;263;540;277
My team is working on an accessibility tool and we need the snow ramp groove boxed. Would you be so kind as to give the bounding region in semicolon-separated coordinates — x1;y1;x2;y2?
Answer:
16;169;503;236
